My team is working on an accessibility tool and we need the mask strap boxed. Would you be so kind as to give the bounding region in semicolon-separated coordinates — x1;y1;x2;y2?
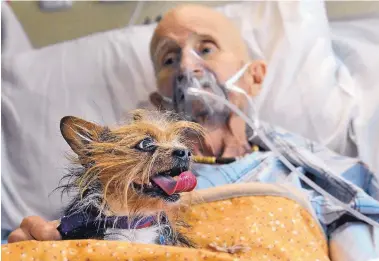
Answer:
225;63;251;86
190;49;202;61
159;93;173;104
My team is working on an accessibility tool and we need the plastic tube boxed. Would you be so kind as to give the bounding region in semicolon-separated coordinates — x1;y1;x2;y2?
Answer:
187;87;379;228
127;1;145;26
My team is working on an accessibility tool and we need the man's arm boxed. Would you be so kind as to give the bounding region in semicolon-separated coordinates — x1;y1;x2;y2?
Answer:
8;216;61;243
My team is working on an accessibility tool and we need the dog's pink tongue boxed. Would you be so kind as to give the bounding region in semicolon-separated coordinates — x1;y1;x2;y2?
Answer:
151;171;197;195
174;171;198;193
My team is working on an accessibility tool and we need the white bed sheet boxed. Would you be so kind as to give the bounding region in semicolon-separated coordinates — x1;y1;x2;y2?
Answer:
330;16;379;175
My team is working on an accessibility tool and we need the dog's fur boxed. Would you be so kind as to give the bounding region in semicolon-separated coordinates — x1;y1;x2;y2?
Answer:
57;109;204;246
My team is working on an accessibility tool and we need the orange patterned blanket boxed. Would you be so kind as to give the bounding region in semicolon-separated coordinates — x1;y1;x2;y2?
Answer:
2;183;329;261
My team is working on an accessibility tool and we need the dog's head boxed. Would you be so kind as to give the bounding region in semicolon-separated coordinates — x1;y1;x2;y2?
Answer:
60;109;204;216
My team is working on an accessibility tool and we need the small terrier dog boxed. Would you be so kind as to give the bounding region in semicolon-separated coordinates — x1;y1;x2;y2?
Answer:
56;110;203;246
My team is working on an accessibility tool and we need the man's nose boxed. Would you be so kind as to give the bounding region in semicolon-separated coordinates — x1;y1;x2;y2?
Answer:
179;51;203;80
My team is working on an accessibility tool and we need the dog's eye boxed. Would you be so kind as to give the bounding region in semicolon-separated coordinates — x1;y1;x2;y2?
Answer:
136;137;155;152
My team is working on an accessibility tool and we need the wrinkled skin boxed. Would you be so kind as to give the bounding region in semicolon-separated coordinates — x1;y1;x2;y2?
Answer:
149;4;266;158
8;4;266;243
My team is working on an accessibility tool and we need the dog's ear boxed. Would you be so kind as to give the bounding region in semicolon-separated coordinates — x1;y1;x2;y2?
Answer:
131;109;146;122
60;116;104;156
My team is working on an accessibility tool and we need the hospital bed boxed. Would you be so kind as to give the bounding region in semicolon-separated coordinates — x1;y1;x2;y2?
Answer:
2;1;379;260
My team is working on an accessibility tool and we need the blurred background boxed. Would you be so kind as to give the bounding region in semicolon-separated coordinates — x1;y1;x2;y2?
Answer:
8;1;379;48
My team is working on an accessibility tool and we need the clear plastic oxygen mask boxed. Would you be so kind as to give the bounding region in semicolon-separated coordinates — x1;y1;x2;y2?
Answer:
156;35;235;130
172;63;229;127
183;43;379;229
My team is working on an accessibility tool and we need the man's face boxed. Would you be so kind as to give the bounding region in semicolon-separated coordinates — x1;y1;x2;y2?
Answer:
150;5;265;111
149;5;266;157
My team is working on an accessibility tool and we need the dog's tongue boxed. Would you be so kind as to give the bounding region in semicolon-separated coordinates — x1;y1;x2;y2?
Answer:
151;171;197;195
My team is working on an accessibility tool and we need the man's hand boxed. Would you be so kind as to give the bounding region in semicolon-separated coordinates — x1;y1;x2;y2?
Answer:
8;216;62;243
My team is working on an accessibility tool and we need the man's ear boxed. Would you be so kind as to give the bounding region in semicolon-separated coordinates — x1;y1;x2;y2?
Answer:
60;116;104;156
246;61;266;96
249;60;266;83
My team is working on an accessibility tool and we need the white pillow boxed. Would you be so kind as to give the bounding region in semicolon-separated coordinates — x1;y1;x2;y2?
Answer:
330;17;379;174
1;1;361;230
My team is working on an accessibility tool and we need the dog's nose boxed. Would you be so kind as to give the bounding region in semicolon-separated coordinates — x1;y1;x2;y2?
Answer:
173;149;191;160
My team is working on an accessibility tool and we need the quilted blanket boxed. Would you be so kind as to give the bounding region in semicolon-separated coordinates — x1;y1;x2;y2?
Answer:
2;183;329;261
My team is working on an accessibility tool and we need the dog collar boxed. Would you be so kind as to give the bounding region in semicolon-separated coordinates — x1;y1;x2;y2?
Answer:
58;212;157;238
193;144;260;164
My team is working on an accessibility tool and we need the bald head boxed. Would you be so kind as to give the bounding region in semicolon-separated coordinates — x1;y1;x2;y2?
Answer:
150;4;249;69
149;3;265;102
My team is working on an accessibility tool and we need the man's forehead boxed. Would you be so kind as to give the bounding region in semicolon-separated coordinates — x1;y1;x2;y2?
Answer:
151;5;241;50
153;18;224;48
150;4;250;70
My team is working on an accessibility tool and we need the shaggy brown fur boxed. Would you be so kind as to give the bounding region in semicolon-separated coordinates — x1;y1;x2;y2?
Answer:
57;109;204;245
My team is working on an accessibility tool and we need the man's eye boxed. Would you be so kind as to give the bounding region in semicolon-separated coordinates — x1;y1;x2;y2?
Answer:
163;57;174;66
162;54;177;67
199;42;216;56
136;138;155;151
200;47;212;55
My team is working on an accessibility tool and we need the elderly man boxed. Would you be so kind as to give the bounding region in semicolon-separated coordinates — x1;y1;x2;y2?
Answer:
149;4;266;158
7;4;379;260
